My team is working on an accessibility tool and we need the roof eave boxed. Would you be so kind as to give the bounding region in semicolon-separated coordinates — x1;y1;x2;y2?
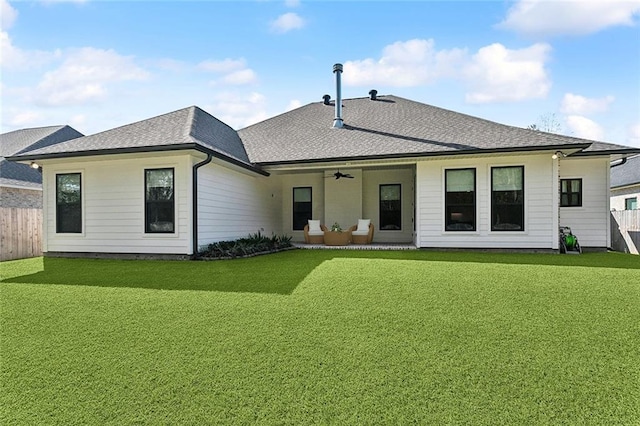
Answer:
253;143;592;167
7;144;269;177
572;148;640;157
611;182;640;190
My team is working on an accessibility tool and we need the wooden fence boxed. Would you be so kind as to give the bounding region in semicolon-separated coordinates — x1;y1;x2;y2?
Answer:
0;208;43;261
610;210;640;255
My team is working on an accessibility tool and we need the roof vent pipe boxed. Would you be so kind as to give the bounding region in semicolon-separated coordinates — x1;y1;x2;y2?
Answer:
369;89;377;100
332;63;343;128
322;94;331;105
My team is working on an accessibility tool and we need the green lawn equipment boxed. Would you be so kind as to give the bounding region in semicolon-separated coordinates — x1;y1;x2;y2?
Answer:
559;226;582;254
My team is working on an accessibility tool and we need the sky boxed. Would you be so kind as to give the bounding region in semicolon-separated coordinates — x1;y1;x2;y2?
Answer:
1;0;639;147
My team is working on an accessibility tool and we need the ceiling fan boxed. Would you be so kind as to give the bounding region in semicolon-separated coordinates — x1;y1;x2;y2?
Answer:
327;170;354;180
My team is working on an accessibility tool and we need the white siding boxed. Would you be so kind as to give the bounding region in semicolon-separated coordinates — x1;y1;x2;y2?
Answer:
416;153;556;249
42;153;192;255
197;160;281;248
611;186;640;211
560;157;610;248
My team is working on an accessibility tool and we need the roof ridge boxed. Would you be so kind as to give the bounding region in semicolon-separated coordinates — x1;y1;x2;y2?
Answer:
0;124;67;137
79;105;196;139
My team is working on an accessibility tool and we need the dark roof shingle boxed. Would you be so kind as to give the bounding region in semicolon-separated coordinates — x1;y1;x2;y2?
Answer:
611;155;640;188
10;106;253;167
1;125;83;187
239;95;635;164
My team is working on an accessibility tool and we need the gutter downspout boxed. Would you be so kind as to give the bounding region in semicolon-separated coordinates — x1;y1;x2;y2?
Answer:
610;157;627;168
192;153;213;259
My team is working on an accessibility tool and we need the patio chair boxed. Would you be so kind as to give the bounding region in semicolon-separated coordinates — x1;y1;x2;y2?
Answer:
349;219;374;244
304;220;327;244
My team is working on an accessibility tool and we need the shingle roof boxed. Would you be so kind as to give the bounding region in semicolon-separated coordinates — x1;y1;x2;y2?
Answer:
239;95;636;164
1;125;83;187
10;106;252;166
1;125;83;157
611;155;640;188
7;96;638;174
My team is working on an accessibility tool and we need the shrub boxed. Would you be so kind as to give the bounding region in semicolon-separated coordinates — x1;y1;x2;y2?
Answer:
198;231;293;259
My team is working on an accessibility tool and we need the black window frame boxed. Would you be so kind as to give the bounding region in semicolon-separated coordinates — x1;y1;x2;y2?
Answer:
491;166;525;232
145;168;175;234
445;168;476;232
292;187;312;231
626;197;638;210
379;184;402;231
560;178;582;207
56;172;82;234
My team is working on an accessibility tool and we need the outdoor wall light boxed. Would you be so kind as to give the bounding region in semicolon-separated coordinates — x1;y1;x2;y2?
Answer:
552;151;566;160
30;161;40;169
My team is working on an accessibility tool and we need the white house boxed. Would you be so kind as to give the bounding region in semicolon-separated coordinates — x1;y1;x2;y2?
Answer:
611;154;640;211
8;66;640;258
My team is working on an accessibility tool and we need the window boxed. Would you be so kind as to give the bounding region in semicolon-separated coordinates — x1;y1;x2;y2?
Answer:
145;168;174;233
445;169;476;231
491;166;524;231
560;178;582;207
56;173;82;233
293;187;312;231
626;197;638;210
380;184;401;230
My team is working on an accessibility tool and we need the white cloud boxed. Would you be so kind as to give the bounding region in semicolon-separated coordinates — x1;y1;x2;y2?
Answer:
0;1;61;70
560;93;614;115
344;39;466;87
565;115;605;140
464;43;551;103
0;31;61;70
6;109;42;127
39;0;88;4
285;0;300;7
286;99;302;111
69;114;87;130
220;69;258;85
628;123;640;147
35;47;149;106
205;91;270;129
497;0;640;37
199;57;258;86
270;12;305;33
1;0;17;31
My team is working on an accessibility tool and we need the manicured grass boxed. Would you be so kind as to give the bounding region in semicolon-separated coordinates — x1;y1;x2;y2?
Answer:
1;251;639;424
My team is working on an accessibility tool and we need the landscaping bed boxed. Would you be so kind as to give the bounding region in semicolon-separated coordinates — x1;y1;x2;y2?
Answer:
197;232;294;259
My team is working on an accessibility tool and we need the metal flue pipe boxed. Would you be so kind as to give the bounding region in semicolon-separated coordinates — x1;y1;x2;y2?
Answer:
332;63;343;128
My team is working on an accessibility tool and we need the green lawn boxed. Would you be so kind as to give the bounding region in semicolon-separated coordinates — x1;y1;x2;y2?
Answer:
1;251;639;424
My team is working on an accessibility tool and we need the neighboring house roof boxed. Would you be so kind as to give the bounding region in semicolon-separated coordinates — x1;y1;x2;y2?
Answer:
239;95;635;165
1;125;83;188
7;106;266;175
611;155;640;189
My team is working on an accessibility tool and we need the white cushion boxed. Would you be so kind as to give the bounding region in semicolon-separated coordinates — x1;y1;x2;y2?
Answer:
352;230;369;236
308;220;321;232
307;230;324;236
357;219;370;232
